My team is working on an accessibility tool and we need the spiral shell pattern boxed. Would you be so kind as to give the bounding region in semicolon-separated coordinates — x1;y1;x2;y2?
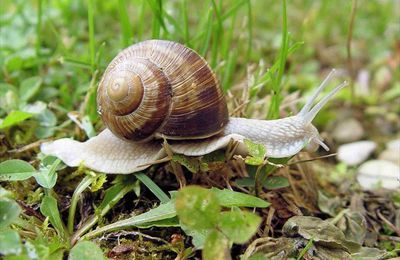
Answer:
97;40;229;141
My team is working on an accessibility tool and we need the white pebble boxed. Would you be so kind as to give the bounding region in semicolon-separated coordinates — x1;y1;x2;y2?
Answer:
379;148;400;165
386;139;400;151
357;160;400;190
337;141;376;166
332;118;364;143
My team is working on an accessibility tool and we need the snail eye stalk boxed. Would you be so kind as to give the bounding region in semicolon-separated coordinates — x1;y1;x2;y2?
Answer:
298;69;348;123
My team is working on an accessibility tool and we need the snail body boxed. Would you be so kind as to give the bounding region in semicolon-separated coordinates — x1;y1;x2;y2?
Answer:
41;40;347;174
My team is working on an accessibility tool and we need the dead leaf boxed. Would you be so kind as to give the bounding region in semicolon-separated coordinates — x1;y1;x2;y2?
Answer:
335;211;367;245
283;216;361;253
351;247;388;260
318;191;343;217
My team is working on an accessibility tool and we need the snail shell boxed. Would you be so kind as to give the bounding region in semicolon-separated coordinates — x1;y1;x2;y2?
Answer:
97;40;229;142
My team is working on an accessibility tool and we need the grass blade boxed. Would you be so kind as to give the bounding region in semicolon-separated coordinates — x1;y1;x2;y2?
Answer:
40;195;68;239
67;175;94;234
118;0;133;47
246;0;253;60
71;179;137;244
210;0;222;68
83;200;176;240
135;172;170;203
147;0;169;38
36;0;42;58
267;0;289;119
200;7;213;57
181;0;189;45
87;0;95;72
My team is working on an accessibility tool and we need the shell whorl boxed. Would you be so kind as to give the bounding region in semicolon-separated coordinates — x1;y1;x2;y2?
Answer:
97;40;229;142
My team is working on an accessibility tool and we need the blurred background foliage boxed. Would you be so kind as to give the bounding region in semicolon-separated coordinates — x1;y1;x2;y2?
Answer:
1;0;398;128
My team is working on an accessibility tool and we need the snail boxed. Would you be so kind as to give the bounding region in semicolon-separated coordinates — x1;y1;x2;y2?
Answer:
41;40;347;174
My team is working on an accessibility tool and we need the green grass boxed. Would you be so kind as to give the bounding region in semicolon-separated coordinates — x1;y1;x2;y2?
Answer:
87;0;95;71
118;0;133;47
0;0;399;259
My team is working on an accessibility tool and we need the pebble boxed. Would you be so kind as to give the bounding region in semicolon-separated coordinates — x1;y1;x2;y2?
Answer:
357;160;400;190
337;141;377;166
379;149;400;165
356;69;370;96
379;139;400;165
332;118;364;143
386;139;400;150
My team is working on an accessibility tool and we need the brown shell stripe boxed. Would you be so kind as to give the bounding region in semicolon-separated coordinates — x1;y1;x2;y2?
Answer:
98;58;172;141
127;40;229;138
98;39;228;141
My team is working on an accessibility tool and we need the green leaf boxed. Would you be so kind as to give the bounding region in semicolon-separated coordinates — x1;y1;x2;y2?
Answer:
0;199;21;228
219;210;261;244
111;201;176;228
134;216;180;228
211;188;270;208
0;83;17;96
0;159;36;181
0;229;22;256
40;195;66;238
20;76;42;102
0;83;19;112
69;241;105;260
5;55;23;72
245;157;264;166
35;108;57;138
40;155;66;171
202;230;230;260
96;180;136;215
244;139;266;158
244;139;266;166
34;159;60;189
235;177;255;187
263;176;289;189
0;111;33;129
36;108;57;127
180;224;210;249
84;200;177;239
25;233;66;260
172;154;200;173
175;186;220;230
201;150;226;163
90;173;107;192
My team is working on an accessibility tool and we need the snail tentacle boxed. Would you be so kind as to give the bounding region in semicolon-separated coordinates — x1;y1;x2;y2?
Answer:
299;69;337;117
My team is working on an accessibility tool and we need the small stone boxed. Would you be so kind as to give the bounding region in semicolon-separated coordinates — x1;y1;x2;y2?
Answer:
379;139;400;165
356;69;370;97
332;118;364;143
379;149;400;165
386;139;400;150
337;141;377;166
357;160;400;190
